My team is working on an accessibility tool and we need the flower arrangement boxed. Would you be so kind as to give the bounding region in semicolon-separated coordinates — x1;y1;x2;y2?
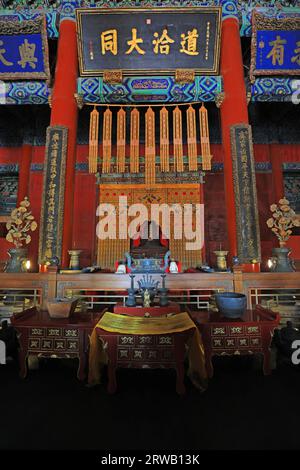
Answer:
6;197;37;248
266;198;300;247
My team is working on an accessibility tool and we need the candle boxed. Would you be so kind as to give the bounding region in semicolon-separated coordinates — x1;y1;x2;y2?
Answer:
267;259;274;270
39;264;48;273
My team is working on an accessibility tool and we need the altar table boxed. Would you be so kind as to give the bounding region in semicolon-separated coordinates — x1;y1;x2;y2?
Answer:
189;305;280;377
113;302;181;316
11;307;103;380
88;311;208;395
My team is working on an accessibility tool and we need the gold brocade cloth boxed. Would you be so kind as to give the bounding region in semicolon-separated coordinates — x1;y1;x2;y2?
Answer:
88;312;208;391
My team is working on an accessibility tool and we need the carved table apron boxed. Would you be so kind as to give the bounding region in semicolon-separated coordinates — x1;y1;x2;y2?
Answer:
113;302;181;316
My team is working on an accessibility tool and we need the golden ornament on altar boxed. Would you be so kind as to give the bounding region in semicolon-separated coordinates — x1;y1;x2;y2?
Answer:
213;250;228;271
143;289;151;308
6;197;37;248
266;198;300;247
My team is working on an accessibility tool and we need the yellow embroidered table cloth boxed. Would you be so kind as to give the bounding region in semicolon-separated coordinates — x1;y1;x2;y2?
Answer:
88;311;208;391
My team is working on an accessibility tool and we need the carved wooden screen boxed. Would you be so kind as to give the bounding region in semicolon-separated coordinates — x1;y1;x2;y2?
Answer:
97;184;202;270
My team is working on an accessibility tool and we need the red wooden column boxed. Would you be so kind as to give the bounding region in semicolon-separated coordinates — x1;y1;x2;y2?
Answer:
17;143;32;204
199;179;206;263
219;2;249;262
270;144;285;202
50;16;78;268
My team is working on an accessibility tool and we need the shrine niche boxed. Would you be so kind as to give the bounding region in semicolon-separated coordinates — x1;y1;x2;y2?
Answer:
130;220;169;260
97;184;203;271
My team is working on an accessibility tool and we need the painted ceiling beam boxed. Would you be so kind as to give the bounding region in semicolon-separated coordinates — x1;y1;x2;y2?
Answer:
0;1;299;38
0;77;298;105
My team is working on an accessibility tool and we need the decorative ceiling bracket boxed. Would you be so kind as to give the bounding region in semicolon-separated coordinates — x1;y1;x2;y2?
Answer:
247;91;252;106
48;89;52;108
215;92;225;108
103;70;123;84
175;69;195;84
74;92;84;109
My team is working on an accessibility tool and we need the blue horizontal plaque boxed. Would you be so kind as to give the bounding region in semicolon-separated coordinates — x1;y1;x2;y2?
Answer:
251;12;300;81
0;16;49;80
256;30;300;72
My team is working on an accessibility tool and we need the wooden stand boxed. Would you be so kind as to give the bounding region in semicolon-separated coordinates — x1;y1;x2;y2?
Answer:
189;305;280;377
11;307;103;380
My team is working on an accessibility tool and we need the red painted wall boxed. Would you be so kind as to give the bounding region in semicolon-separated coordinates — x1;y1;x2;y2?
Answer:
0;147;22;265
73;145;97;267
0;147;22;164
0;143;299;269
27;146;45;270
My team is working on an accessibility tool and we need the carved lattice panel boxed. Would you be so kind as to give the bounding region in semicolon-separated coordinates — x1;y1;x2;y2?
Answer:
0;174;18;215
284;171;300;213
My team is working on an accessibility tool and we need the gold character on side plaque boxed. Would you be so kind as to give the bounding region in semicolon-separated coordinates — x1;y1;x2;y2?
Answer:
18;39;38;69
266;35;287;66
0;40;13;66
291;41;300;65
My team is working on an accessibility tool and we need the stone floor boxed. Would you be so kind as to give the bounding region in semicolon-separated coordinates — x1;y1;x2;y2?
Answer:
1;355;300;451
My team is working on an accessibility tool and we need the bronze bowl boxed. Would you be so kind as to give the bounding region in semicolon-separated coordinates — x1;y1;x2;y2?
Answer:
214;292;247;319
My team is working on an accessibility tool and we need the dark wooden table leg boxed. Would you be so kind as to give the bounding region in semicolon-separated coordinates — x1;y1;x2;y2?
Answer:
174;334;186;395
77;354;87;381
107;337;117;394
263;349;272;375
107;363;117;394
19;351;28;379
176;361;186;395
206;354;214;378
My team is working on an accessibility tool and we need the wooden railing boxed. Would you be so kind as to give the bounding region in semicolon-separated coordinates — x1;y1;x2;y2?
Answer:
0;268;299;312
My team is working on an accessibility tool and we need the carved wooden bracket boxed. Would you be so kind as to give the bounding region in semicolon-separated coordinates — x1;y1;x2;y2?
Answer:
175;69;195;84
103;70;123;84
74;93;84;110
215;92;225;108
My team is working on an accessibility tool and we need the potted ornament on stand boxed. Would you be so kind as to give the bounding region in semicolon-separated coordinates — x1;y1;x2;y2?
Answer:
266;198;300;272
4;197;37;273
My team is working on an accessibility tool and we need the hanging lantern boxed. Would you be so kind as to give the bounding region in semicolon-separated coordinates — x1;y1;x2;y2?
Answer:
117;108;126;173
199;103;212;171
160;106;169;172
130;108;140;173
145;107;156;186
173;106;184;172
88;106;99;174
102;107;112;174
187;105;198;171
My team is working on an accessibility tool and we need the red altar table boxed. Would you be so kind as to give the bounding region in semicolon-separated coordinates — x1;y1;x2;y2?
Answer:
189;305;280;377
113;302;181;316
88;311;208;395
11;307;103;380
